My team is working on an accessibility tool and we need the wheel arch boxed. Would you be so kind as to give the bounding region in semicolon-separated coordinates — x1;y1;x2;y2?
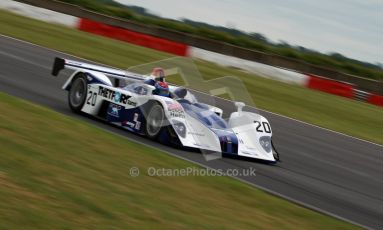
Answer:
62;70;113;91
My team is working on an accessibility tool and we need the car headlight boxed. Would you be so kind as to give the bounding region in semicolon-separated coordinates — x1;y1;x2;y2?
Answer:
173;122;186;138
259;136;272;153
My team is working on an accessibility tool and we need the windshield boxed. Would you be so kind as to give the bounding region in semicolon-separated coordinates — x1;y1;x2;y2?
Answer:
184;91;198;103
123;82;149;95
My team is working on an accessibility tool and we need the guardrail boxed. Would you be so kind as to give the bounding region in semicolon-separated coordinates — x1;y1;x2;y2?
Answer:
13;0;383;94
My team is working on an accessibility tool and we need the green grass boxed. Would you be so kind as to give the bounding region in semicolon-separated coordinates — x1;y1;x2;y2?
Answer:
0;92;359;229
0;9;382;145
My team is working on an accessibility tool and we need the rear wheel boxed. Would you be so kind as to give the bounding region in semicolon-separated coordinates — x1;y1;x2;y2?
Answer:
68;74;87;113
145;103;165;139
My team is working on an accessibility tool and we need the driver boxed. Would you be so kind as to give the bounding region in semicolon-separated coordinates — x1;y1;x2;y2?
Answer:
144;67;170;97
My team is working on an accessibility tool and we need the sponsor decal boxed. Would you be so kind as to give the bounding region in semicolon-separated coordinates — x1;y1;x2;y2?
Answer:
187;131;205;137
98;86;131;105
169;111;185;118
114;92;121;103
165;101;183;110
122;113;141;130
165;101;185;118
173;122;186;138
107;104;121;117
125;121;135;128
127;99;137;107
133;113;141;130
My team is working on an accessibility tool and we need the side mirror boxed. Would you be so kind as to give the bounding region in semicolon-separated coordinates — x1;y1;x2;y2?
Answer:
234;102;245;114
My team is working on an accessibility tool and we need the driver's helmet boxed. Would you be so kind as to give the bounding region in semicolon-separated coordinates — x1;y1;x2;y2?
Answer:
144;67;166;86
154;81;170;97
151;67;165;82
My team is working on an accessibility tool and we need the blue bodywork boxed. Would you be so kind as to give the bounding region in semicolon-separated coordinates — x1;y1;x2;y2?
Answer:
177;99;238;154
102;84;239;154
106;103;146;133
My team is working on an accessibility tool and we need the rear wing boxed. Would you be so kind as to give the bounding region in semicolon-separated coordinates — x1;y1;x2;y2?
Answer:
51;57;146;81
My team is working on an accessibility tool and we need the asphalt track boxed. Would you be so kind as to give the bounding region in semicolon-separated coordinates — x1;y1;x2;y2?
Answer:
1;35;383;229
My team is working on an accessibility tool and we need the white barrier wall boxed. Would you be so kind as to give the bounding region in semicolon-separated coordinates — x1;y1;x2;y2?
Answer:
189;47;309;86
0;0;79;28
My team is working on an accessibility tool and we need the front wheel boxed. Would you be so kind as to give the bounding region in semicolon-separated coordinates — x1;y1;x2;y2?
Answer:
145;103;166;139
271;139;280;161
68;74;87;113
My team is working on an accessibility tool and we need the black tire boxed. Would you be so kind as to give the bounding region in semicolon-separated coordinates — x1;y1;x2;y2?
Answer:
68;74;87;113
145;103;166;139
271;139;280;161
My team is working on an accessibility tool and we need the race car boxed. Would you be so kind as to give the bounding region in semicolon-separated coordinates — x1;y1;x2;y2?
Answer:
51;57;280;163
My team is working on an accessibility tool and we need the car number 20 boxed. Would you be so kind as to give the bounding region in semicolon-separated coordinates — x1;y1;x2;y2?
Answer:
87;90;97;106
254;121;271;133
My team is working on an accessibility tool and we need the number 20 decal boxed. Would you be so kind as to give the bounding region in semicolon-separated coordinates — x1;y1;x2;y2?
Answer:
254;121;271;133
87;90;97;106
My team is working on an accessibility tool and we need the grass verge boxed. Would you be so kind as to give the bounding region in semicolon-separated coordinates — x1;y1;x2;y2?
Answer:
0;9;382;145
0;92;359;229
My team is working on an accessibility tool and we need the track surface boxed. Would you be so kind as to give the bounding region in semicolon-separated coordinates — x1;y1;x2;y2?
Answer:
1;35;383;229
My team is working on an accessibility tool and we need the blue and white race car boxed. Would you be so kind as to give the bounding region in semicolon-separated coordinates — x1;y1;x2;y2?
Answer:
52;57;280;163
